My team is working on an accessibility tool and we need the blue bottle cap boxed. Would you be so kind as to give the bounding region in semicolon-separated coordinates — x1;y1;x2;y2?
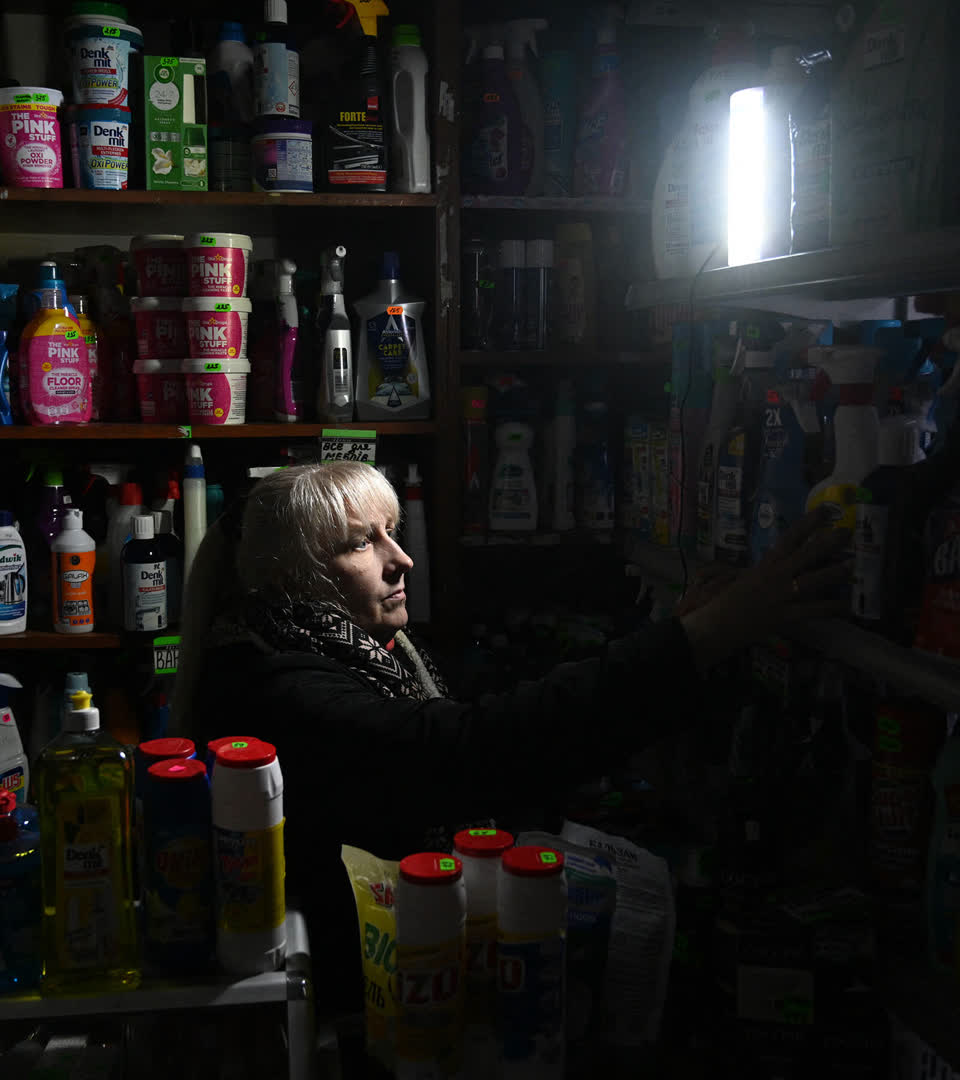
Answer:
0;511;13;527
219;21;246;42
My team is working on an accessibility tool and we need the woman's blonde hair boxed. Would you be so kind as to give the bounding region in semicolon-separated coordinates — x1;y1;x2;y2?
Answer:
171;462;401;735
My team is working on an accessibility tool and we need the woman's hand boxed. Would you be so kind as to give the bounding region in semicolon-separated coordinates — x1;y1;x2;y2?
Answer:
679;509;853;673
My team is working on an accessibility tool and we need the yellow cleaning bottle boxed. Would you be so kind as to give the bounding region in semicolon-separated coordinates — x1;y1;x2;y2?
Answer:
35;689;139;994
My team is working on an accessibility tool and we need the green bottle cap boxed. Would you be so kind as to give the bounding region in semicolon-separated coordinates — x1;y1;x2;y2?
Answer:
393;23;422;47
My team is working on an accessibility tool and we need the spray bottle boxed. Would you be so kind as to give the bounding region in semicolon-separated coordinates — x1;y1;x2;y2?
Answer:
254;0;300;118
316;245;354;422
696;326;741;562
540;32;578;196
269;259;302;423
183;445;207;597
805;347;882;530
463;25;524;195
575;4;629;197
544;379;576;531
504;19;548;196
0;674;26;804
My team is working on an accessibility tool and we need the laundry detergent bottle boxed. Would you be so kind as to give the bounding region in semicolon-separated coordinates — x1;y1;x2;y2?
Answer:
20;262;91;426
464;35;524;195
575;3;628;197
354;252;430;420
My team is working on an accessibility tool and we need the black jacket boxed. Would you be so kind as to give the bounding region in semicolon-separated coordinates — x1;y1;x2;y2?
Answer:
194;617;702;1010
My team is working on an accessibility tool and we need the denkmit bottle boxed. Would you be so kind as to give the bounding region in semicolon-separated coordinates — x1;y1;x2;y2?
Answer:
498;845;566;1079
121;513;168;636
395;851;468;1079
0;511;27;634
212;739;286;973
454;828;514;1080
143;757;214;973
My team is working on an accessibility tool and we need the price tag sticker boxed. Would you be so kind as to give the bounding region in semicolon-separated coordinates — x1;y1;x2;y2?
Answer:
438;858;456;872
214;303;231;312
103;25;120;36
468;829;497;837
177;425;193;439
539;852;559;865
200;235;216;246
153;634;181;675
320;429;377;465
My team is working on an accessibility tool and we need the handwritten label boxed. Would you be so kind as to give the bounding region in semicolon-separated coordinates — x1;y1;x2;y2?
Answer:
320;429;377;465
153;635;181;675
214;303;231;311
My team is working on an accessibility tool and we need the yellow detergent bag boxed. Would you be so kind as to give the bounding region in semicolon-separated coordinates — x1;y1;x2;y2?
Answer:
341;844;400;1072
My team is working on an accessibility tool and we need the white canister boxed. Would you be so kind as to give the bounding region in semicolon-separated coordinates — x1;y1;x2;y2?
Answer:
183;357;249;426
184;232;253;298
395;852;467;1080
498;846;566;1080
182;296;252;360
0;86;64;189
454;828;514;1080
211;738;285;974
65;17;143;107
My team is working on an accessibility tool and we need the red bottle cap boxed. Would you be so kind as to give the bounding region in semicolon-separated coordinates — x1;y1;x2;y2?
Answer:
207;735;261;758
453;828;514;858
148;758;207;782
0;789;16;842
399;852;463;884
216;739;277;770
501;846;564;877
139;737;196;762
120;481;143;506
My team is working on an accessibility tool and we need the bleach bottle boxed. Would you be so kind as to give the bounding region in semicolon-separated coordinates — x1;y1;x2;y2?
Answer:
0;511;27;634
0;674;26;804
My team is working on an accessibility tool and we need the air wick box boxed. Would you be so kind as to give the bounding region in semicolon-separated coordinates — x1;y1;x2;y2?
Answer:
142;56;207;191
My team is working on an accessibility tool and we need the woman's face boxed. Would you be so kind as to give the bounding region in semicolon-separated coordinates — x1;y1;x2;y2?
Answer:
331;508;414;643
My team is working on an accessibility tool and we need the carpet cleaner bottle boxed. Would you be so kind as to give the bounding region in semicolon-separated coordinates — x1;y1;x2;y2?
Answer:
0;788;41;991
0;673;26;804
35;689;139;995
51;508;96;634
0;511;27;634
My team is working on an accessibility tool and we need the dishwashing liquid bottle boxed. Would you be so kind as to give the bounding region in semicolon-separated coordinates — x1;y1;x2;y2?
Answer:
35;689;139;995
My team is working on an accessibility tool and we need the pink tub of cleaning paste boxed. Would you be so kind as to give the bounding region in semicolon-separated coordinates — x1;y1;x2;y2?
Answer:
183;358;249;426
0;87;64;189
130;235;186;298
131;297;187;360
135;357;186;424
182;296;251;361
185;232;253;298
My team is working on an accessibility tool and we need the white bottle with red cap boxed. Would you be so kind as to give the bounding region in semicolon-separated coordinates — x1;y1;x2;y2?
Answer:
498;845;566;1079
395;851;467;1079
454;828;514;1080
211;738;285;974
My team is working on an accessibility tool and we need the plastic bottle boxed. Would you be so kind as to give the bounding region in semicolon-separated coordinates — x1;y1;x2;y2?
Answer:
404;464;430;624
579;380;616;530
454;828;514;1080
463;34;524;195
928;718;960;971
106;481;143;627
544;380;576;532
461;236;496;351
270;258;302;423
805;346;881;531
35;689;139;995
555;224;597;346
524;238;553;351
316;245;354;423
0;283;18;425
504;18;547;196
183;444;207;595
496;240;526;351
463;386;490;535
574;4;628;197
19;261;91;426
211;739;286;974
254;0;300;118
51;508;96;634
696;343;741;562
143;757;214;973
390;24;430;194
354;253;431;421
67;294;103;421
0;512;27;635
0;789;41;992
651;126;691;279
395;852;468;1078
497;846;566;1078
121;514;168;636
0;674;26;803
790;50;833;255
490;422;538;532
208;21;255;128
540;35;578;197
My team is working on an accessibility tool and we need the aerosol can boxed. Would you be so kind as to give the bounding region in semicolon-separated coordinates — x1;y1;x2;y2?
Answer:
316;245;354;422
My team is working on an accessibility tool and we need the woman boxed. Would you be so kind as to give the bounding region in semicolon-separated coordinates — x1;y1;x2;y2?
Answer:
175;462;848;1004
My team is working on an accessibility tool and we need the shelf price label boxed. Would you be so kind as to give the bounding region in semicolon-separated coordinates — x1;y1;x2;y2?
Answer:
320;429;377;465
153;635;181;675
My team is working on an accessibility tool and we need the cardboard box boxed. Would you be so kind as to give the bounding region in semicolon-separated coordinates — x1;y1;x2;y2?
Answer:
142;56;207;191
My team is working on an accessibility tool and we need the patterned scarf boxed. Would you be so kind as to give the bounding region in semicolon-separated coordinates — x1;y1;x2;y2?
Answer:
242;597;450;701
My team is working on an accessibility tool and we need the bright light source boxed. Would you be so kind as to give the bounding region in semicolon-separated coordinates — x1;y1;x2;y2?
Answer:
728;86;766;267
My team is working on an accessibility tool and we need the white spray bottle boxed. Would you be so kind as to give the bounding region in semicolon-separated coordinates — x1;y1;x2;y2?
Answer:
490;422;538;531
316;245;354;423
403;464;430;623
504;18;548;196
0;674;26;804
183;444;207;598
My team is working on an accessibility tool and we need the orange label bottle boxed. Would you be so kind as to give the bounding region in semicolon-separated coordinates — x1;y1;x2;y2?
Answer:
51;509;95;635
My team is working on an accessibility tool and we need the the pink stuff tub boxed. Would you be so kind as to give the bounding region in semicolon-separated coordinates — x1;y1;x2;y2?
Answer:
183;358;249;426
182;297;252;361
185;233;253;299
0;87;64;189
131;297;187;360
130;235;186;298
134;357;186;424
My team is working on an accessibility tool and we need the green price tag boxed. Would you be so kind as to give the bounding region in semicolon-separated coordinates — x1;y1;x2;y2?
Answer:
438;858;456;872
177;425;193;439
13;95;30;104
320;429;377;466
32;93;50;103
204;362;223;372
468;829;497;837
152;634;181;675
84;335;95;346
64;329;79;340
539;852;559;865
231;740;249;749
200;235;216;246
102;25;120;36
160;56;180;66
214;303;231;311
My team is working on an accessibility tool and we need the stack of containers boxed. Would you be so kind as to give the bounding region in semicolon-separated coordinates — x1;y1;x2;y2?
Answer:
130;235;189;423
182;233;254;426
63;1;143;190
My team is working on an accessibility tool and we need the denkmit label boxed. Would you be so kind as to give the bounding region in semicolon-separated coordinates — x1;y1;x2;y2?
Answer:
185;233;253;298
66;19;143;106
0;87;64;189
67;105;130;190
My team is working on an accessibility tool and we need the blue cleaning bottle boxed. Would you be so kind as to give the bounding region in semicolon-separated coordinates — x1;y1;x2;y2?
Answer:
539;32;578;196
0;788;42;992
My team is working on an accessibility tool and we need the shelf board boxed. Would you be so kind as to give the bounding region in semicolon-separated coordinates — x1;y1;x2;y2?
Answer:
0;187;437;209
0;422;437;440
0;631;122;650
626;227;960;309
459;348;670;367
461;195;652;213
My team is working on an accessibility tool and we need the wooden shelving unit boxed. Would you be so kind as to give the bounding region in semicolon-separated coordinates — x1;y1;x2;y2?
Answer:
0;188;437;209
459;348;671;367
0;632;123;650
0;422;437;441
